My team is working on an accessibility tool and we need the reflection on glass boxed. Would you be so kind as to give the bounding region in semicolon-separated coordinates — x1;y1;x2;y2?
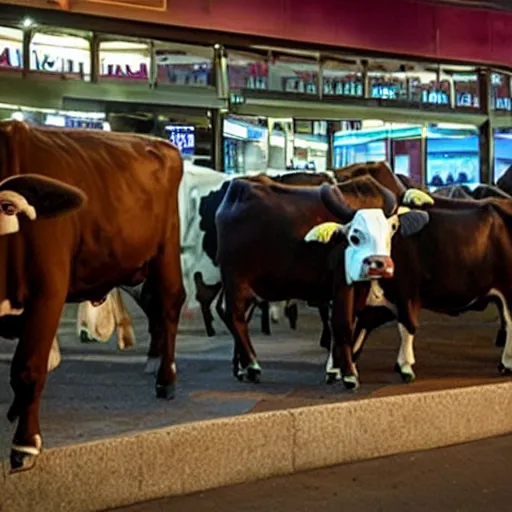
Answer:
227;51;268;90
292;120;328;171
155;43;213;87
30;31;90;80
491;73;511;111
369;74;408;101
223;116;268;174
409;73;450;106
453;73;479;108
268;55;318;94
322;60;362;97
0;26;22;71
494;128;512;182
426;124;479;190
99;40;149;81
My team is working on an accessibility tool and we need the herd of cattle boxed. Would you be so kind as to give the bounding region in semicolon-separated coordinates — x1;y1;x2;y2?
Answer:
1;119;512;472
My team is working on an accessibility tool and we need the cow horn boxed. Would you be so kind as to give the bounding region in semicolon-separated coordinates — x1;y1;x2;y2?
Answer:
381;185;397;217
319;183;356;222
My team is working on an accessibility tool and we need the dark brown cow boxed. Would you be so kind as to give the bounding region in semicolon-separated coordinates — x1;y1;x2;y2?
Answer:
351;192;512;382
0;121;185;471
215;175;430;388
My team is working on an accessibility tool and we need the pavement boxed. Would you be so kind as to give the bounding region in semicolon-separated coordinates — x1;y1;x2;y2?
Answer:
0;293;509;460
110;433;512;512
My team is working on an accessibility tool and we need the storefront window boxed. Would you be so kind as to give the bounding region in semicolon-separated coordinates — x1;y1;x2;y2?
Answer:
409;70;450;106
322;60;363;97
29;30;90;80
223;115;267;174
155;42;213;87
426;123;480;190
333;120;421;172
0;26;22;72
99;40;149;81
227;50;268;91
494;128;512;182
292;120;329;171
491;72;512;111
268;54;318;95
452;72;479;109
368;73;408;101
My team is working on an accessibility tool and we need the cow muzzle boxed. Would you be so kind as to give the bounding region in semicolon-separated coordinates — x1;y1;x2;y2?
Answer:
362;256;394;279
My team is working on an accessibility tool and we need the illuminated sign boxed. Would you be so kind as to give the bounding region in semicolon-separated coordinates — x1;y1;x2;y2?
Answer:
165;125;195;155
0;44;22;68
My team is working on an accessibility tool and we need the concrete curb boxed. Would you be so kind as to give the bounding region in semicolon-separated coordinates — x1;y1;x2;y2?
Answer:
1;381;512;512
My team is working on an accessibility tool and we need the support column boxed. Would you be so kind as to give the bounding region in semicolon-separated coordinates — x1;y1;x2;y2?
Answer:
211;109;224;172
420;124;427;188
478;69;493;184
479;120;493;185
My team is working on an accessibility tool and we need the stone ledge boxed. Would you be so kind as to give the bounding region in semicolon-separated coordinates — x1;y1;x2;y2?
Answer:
1;381;511;512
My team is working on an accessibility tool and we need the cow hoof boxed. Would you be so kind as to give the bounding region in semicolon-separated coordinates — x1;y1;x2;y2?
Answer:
495;330;507;348
79;331;93;343
325;370;341;384
144;357;160;375
246;367;261;383
498;362;512;376
394;363;416;383
342;375;360;390
10;449;37;472
155;383;175;400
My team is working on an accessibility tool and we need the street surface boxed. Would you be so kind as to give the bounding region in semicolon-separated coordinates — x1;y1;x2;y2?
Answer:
0;294;509;459
111;434;512;512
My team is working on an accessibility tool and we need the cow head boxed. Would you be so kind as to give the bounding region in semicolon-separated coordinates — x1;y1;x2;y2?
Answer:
304;184;430;285
0;174;86;235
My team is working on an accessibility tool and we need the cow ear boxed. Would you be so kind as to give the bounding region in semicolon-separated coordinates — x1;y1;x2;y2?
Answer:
0;174;87;235
304;222;344;243
402;188;434;207
398;209;430;237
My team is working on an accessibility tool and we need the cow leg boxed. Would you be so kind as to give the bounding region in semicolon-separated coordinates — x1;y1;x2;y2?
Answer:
153;244;186;399
352;307;396;362
394;324;417;383
259;300;271;336
493;298;507;348
47;336;61;372
111;288;136;351
270;302;282;325
328;286;358;390
8;292;66;471
285;300;298;330
193;272;222;337
223;278;261;382
394;302;420;383
318;304;331;350
245;299;257;323
489;290;512;374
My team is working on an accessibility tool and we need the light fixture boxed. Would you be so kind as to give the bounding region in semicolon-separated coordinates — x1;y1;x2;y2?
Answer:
11;111;24;122
22;17;34;28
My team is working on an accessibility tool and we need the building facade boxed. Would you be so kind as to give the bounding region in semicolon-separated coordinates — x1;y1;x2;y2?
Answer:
1;0;512;188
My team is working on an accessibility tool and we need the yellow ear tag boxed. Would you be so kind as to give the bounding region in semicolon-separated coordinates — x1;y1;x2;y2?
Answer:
403;188;434;206
304;222;342;243
397;206;411;216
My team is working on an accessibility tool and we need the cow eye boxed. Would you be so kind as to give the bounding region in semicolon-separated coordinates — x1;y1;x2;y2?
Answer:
350;234;361;246
0;203;16;215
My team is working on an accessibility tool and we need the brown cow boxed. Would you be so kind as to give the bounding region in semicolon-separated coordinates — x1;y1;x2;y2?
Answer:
0;120;185;471
215;175;430;388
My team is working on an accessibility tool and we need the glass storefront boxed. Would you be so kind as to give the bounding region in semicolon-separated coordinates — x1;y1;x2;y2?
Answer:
494;127;512;182
426;123;480;190
222;115;328;174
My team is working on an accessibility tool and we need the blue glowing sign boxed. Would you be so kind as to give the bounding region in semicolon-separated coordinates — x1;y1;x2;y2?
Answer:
165;125;195;155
